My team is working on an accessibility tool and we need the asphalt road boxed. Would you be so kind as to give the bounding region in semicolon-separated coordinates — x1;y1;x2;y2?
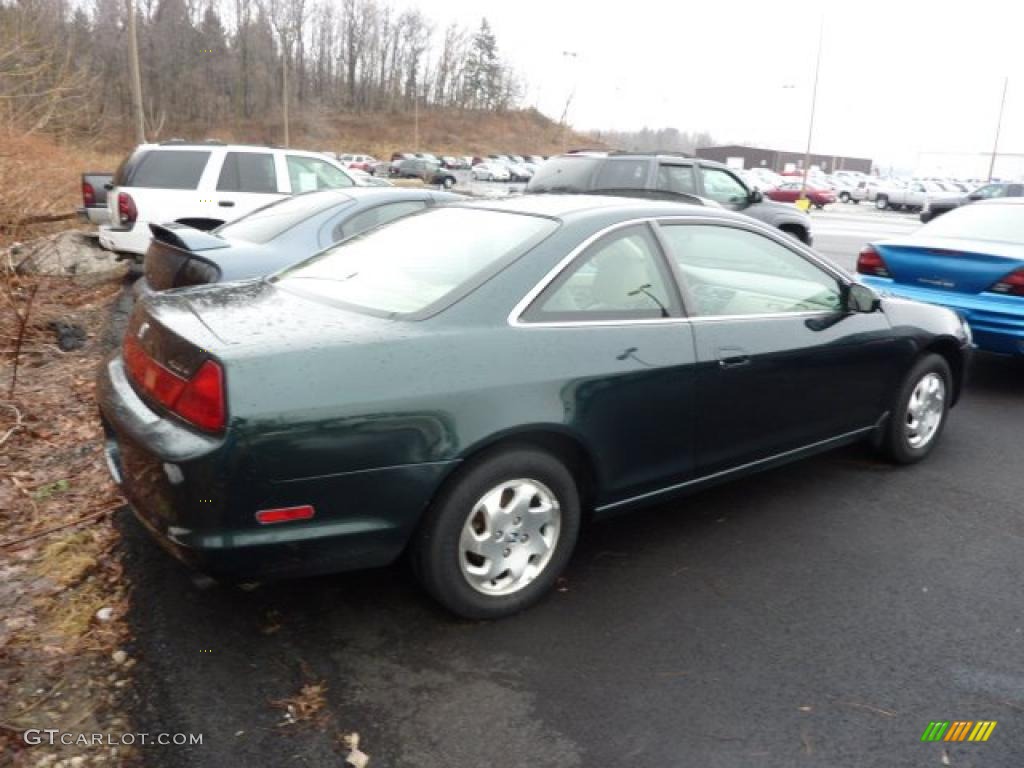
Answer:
116;205;1024;768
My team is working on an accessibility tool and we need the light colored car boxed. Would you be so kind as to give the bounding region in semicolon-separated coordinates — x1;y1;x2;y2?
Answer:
875;180;956;212
471;162;512;181
98;142;356;256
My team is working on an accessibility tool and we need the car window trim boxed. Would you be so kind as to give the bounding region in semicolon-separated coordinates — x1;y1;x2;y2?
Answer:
509;215;853;328
655;218;849;320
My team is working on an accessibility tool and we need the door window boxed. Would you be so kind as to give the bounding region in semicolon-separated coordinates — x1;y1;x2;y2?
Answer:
593;159;649;190
700;167;750;205
332;201;427;242
217;152;278;193
287;155;354;191
524;225;676;322
656;165;697;195
660;224;842;317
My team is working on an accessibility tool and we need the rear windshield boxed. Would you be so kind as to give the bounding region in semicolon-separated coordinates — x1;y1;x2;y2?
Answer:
275;207;558;316
527;156;599;193
921;203;1024;243
217;192;352;244
116;150;210;189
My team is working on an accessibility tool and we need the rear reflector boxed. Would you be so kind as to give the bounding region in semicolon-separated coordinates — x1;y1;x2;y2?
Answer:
856;245;890;277
123;334;226;432
255;505;315;525
989;268;1024;297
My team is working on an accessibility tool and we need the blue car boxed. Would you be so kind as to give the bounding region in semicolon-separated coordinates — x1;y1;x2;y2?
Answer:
138;187;461;294
857;198;1024;355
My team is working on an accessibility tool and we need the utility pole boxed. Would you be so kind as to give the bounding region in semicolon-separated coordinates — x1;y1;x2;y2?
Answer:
126;0;145;144
559;51;578;153
281;38;290;148
987;76;1008;181
800;15;824;198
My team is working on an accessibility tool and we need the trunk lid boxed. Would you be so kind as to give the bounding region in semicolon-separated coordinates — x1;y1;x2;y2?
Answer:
875;236;1024;295
142;279;394;350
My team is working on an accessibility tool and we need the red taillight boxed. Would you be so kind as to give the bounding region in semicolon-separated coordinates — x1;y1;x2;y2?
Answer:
255;505;315;525
82;182;96;206
988;268;1024;297
857;245;890;277
118;192;138;226
123;335;226;432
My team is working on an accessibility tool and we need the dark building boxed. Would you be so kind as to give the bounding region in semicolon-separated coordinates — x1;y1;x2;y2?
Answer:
695;144;873;175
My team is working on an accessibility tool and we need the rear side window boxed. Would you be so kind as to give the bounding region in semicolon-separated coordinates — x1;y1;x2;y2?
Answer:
217;191;352;244
287;155;354;192
524;225;676;323
217;152;278;193
333;201;427;242
656;165;697;195
594;159;649;190
527;156;598;192
122;150;210;189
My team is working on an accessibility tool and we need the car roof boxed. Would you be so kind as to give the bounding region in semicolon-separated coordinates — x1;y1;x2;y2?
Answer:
454;192;726;221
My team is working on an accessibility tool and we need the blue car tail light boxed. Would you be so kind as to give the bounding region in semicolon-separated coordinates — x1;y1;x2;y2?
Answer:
988;268;1024;297
857;245;890;277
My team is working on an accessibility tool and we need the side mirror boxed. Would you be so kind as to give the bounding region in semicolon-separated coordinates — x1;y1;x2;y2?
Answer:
749;188;763;204
845;283;881;313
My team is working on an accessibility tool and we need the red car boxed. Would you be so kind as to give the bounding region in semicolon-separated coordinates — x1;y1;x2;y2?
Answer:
766;180;836;209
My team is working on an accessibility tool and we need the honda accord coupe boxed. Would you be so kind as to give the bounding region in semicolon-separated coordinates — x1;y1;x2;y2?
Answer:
98;195;971;618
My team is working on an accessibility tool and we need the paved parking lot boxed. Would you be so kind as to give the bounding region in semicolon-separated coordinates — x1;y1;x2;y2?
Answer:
118;204;1024;768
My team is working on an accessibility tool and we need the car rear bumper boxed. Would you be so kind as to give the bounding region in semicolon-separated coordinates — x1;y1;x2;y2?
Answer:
78;206;111;226
98;223;151;256
98;354;454;580
862;277;1024;355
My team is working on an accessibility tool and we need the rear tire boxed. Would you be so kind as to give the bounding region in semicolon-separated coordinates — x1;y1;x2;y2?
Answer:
875;196;889;210
413;448;581;619
839;191;850;203
442;176;455;189
878;353;952;464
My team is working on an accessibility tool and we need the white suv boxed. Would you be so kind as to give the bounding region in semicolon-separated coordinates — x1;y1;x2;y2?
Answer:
99;142;355;256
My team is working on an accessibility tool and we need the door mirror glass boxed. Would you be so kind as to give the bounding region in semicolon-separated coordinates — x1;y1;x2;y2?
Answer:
846;283;881;313
749;188;763;204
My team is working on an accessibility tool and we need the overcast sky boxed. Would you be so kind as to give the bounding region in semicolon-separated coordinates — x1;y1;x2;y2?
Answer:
419;0;1021;173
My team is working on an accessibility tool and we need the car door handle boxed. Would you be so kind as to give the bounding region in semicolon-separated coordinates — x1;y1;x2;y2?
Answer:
218;200;235;207
717;349;750;369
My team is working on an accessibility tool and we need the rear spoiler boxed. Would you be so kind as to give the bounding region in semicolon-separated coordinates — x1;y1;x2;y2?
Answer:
149;223;231;252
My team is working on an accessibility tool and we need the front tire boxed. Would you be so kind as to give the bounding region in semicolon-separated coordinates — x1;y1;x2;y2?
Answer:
413;448;581;619
876;196;889;210
839;191;850;203
878;353;952;464
442;176;455;189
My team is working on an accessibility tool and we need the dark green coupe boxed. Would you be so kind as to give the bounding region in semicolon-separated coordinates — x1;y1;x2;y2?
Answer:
98;195;971;618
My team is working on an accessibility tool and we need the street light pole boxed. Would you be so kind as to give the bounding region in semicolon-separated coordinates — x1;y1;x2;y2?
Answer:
559;51;578;153
987;76;1009;182
800;15;824;198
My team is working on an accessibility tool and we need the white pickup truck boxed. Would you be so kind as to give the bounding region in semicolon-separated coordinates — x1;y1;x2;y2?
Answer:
99;141;356;256
874;180;956;212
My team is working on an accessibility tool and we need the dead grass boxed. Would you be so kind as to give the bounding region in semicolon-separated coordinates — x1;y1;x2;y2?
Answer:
0;131;121;246
94;106;602;162
36;529;102;588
